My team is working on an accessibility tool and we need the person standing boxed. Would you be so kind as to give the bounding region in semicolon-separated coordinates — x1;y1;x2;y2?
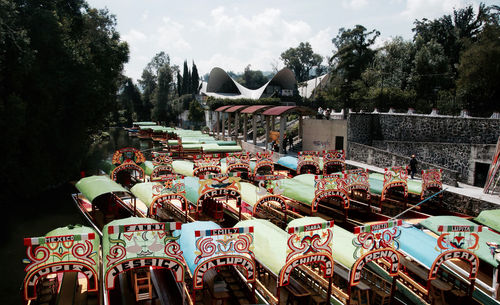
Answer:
409;154;418;179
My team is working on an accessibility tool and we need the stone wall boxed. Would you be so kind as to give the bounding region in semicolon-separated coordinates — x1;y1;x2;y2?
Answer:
348;113;500;145
348;142;459;185
347;113;499;184
371;141;496;184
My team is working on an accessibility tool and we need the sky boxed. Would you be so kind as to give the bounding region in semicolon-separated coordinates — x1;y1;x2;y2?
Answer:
85;0;494;82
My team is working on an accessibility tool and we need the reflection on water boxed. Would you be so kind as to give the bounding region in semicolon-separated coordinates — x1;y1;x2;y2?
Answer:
3;127;158;303
83;128;159;175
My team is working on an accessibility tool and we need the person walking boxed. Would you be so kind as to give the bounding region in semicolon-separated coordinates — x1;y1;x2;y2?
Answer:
409;154;418;179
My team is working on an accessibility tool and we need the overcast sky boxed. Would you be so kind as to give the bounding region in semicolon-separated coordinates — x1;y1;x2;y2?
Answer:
86;0;493;81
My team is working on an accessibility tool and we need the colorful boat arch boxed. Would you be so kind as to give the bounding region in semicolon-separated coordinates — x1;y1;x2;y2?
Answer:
342;169;371;200
150;152;174;181
22;226;99;301
421;168;443;199
381;166;408;202
350;248;399;286
296;151;320;175
312;175;350;212
193;154;222;177
196;173;242;213
192;227;255;289
428;249;479;280
103;218;186;303
110;147;146;182
253;152;274;177
322;150;345;175
226;152;251;174
253;194;287;215
278;220;335;286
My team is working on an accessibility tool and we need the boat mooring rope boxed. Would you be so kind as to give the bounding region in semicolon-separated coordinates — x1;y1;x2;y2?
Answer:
390;188;448;220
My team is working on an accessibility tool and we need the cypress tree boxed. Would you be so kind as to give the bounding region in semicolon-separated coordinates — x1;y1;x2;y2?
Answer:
191;61;200;94
182;60;190;95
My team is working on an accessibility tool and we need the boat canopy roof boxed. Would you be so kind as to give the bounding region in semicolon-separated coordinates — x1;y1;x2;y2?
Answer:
144;160;154;176
474;210;500;233
281;174;315;206
286;217;357;269
397;225;441;268
133;121;157;126
173;160;195;177
177;221;221;273
236;219;287;275
75;175;130;202
130;182;161;207
420;216;499;267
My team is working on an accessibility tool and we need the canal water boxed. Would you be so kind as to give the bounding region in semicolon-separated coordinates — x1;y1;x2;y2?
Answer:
2;128;153;304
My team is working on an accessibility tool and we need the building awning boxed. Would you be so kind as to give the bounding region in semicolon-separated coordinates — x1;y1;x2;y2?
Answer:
262;106;313;116
214;105;232;112
240;105;273;114
225;105;249;113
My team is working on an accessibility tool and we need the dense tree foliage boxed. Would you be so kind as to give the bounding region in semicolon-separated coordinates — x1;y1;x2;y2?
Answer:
311;3;500;116
236;65;269;89
0;0;128;195
280;42;323;82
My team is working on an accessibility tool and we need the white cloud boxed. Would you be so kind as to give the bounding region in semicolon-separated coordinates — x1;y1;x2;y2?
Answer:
122;29;147;44
156;17;191;51
309;27;336;62
401;0;469;19
193;6;318;73
342;0;369;10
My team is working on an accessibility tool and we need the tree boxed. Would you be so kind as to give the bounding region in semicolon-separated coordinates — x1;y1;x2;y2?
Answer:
456;20;500;116
139;52;169;120
181;60;190;95
191;61;200;93
237;65;268;89
0;0;128;195
153;65;173;122
188;100;205;126
330;25;380;109
118;78;144;123
280;42;323;82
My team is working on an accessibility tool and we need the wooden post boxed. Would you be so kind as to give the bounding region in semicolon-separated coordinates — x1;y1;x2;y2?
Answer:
271;116;275;131
299;115;303;139
234;112;239;141
326;276;333;305
228;112;232;140
243;114;248;142
468;279;476;300
279;115;286;154
390;275;398;304
346;285;352;305
222;113;225;140
216;111;220;139
252;115;257;145
265;116;270;151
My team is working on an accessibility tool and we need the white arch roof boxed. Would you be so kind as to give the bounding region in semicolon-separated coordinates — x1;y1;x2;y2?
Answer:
200;67;296;100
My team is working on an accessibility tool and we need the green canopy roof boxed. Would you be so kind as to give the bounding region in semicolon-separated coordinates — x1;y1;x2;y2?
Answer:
474;210;500;233
420;216;499;267
75;175;130;202
286;217;356;269
281;174;315;206
173;160;194;177
130;182;161;207
134;121;157;126
236;219;287;275
144;161;154;176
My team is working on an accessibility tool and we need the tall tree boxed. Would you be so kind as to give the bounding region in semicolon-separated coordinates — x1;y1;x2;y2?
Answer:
177;70;183;96
456;10;500;116
191;61;200;93
280;42;323;82
139;52;169;120
0;0;128;195
182;60;190;95
153;65;173;122
330;25;380;109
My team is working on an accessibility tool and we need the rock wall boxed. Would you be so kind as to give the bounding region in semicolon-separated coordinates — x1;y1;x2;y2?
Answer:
348;142;460;185
347;113;499;183
348;113;500;145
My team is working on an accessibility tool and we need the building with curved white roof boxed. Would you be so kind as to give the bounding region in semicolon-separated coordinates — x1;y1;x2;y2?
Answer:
200;67;297;100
